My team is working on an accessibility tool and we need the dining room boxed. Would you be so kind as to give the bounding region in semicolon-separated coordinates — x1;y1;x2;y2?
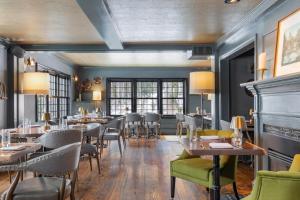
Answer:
1;0;300;200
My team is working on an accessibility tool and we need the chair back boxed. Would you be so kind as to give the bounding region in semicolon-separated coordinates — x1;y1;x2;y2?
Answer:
83;123;102;138
26;142;82;176
220;120;232;131
185;115;201;131
126;113;142;122
38;129;82;149
145;113;160;123
106;118;123;130
176;113;185;122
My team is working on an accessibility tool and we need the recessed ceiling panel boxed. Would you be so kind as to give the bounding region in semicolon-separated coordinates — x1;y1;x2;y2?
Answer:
107;0;262;43
0;0;103;44
57;52;211;67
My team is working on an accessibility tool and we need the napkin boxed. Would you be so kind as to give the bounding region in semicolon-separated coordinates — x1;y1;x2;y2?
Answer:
209;143;233;149
200;136;219;140
0;145;26;151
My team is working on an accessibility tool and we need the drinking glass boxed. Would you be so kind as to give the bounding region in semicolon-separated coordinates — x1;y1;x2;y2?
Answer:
232;133;243;148
1;130;11;147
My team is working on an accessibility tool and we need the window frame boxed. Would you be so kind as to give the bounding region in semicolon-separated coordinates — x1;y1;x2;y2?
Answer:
35;70;71;122
106;78;187;118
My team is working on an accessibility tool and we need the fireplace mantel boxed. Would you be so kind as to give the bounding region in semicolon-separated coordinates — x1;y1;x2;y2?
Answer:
241;73;300;171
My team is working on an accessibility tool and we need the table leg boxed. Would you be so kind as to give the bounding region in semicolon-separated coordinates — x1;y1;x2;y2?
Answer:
210;155;220;200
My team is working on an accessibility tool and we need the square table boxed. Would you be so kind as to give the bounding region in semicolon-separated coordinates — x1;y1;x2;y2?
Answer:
180;137;266;200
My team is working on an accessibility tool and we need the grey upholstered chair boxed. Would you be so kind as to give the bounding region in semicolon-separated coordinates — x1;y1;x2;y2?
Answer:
220;120;232;131
175;113;188;137
144;113;160;138
103;118;124;156
80;123;103;174
30;129;82;159
0;142;82;200
125;113;143;138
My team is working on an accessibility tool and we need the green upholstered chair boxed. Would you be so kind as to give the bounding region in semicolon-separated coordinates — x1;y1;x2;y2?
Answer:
170;129;239;199
243;154;300;200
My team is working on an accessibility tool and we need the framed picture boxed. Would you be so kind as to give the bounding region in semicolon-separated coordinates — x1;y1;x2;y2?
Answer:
274;9;300;77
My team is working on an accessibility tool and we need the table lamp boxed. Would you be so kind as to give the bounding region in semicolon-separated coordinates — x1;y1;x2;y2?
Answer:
230;116;246;147
92;90;102;115
41;112;51;131
190;71;215;129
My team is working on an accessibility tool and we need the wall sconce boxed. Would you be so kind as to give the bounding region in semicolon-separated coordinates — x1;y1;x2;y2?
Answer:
73;74;79;82
257;52;267;80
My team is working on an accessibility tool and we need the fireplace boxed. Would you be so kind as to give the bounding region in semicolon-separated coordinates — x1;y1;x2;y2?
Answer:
241;74;300;171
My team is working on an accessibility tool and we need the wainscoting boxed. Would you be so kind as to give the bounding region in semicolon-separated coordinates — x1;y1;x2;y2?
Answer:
242;74;300;171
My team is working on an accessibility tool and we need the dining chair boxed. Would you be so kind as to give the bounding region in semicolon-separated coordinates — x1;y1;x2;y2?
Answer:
144;113;160;139
103;118;124;156
80;123;103;174
175;113;188;137
185;115;202;138
170;129;239;199
243;154;300;200
0;142;82;200
125;113;143;138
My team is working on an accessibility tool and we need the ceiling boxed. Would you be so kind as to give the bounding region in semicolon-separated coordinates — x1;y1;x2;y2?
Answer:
0;0;103;44
57;52;211;67
107;0;262;43
0;0;262;67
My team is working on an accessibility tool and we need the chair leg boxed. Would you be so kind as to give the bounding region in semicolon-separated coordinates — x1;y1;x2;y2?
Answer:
233;182;240;200
171;176;176;199
118;138;122;156
88;154;93;171
96;153;101;174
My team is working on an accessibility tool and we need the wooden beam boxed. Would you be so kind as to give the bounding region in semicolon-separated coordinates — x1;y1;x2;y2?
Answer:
76;0;123;50
21;43;215;52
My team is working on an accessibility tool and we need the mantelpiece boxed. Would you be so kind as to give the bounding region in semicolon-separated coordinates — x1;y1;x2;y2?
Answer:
241;73;300;171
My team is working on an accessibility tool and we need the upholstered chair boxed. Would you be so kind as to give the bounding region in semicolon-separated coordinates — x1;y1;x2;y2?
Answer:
125;113;143;138
243;154;300;200
0;142;82;200
175;113;188;137
144;113;160;138
103;118;124;156
80;123;103;174
170;129;239;199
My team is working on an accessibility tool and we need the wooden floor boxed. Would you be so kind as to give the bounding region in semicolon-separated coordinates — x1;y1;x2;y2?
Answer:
0;137;254;200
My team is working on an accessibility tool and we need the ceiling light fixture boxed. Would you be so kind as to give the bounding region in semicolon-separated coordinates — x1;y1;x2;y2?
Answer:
224;0;240;4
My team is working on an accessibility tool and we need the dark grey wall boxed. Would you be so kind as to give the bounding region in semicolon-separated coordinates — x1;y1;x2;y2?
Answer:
0;45;7;128
74;67;212;134
216;0;300;127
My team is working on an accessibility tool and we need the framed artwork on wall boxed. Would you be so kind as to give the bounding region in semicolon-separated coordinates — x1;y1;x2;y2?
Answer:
274;9;300;77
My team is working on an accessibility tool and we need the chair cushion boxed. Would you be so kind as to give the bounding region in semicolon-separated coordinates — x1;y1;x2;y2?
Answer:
13;177;71;200
171;158;212;181
81;143;97;155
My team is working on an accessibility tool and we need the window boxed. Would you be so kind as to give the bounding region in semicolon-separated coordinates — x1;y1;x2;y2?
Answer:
107;78;186;117
136;81;158;114
109;81;132;115
36;73;70;121
162;81;184;115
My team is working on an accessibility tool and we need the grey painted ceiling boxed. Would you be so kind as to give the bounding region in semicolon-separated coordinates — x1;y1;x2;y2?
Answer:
0;0;262;67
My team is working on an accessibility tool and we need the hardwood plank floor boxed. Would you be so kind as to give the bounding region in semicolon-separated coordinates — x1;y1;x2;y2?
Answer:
0;138;254;200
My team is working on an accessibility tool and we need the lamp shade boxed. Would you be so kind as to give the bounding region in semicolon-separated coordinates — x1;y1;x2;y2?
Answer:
92;90;102;101
258;52;267;70
22;72;50;95
230;116;246;130
190;71;215;94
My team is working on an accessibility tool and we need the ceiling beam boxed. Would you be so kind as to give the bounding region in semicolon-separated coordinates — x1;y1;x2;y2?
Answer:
76;0;123;50
21;43;215;53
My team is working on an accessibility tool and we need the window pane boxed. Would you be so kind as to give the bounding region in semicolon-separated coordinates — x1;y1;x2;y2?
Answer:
162;81;184;115
109;81;132;115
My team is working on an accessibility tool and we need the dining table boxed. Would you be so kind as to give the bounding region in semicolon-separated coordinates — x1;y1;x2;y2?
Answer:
0;143;42;165
180;137;266;200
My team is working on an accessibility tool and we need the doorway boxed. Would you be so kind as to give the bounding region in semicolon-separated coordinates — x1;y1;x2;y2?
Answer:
220;43;255;122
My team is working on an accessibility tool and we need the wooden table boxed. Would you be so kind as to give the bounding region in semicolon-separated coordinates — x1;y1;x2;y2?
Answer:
9;127;45;138
0;143;42;165
180;138;266;200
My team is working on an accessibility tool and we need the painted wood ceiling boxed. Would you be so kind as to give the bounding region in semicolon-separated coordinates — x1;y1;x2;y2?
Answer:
0;0;262;67
57;52;211;67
